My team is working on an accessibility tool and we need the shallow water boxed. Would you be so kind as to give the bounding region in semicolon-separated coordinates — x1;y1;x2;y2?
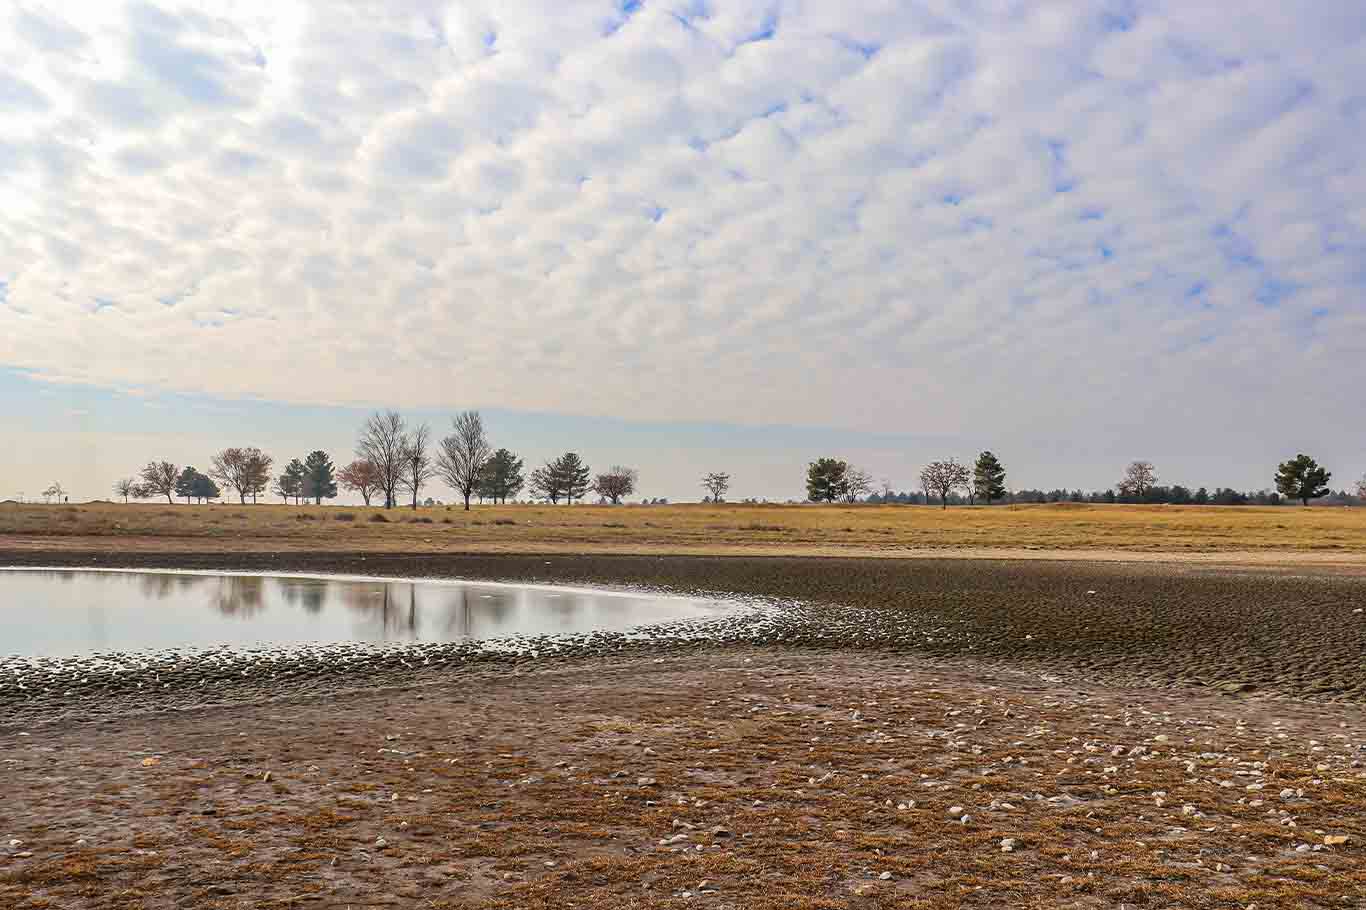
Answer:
0;569;731;657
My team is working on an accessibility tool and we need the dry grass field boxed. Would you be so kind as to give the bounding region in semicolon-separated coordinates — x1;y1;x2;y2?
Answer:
1;499;1364;561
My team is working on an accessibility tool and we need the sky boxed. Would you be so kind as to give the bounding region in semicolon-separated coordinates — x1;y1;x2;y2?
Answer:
2;1;1364;504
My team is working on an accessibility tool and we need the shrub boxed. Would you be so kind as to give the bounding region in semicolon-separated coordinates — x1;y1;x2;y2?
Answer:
409;516;434;524
493;518;516;526
335;512;357;521
369;513;389;523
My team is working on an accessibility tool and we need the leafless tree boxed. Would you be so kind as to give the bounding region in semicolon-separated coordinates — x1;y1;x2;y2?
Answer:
211;447;273;504
114;478;137;503
436;411;490;511
1356;474;1366;503
920;460;970;509
701;471;731;502
1119;461;1157;500
594;466;638;504
357;410;407;509
844;466;874;503
398;423;435;510
338;459;382;506
140;461;179;504
244;448;273;503
42;482;67;503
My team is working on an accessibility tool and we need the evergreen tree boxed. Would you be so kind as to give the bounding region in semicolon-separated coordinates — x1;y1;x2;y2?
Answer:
1275;454;1331;506
192;473;221;503
478;448;525;503
805;458;849;503
303;450;338;504
550;452;591;504
972;451;1007;504
175;466;203;504
280;459;307;504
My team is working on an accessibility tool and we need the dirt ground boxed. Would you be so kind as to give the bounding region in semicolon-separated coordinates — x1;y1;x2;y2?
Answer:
4;551;1366;908
3;650;1365;909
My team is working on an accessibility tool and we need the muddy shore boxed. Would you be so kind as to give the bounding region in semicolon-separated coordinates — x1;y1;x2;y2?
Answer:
4;550;1366;722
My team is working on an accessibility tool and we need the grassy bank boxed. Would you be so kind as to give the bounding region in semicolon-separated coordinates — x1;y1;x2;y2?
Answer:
1;500;1364;559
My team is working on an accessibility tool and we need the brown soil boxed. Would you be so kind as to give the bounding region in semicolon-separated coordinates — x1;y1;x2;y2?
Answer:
4;551;1366;908
4;650;1365;909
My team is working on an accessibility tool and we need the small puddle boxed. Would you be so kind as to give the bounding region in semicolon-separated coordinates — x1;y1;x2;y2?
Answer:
0;568;735;658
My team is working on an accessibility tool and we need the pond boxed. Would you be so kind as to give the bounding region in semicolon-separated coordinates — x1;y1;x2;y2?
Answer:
0;569;733;658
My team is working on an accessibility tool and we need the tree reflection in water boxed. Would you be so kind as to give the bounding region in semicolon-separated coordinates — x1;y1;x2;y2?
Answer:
277;579;327;614
213;576;266;617
138;573;207;601
339;582;422;640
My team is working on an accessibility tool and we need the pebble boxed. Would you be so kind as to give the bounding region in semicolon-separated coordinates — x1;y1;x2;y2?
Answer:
1000;838;1018;852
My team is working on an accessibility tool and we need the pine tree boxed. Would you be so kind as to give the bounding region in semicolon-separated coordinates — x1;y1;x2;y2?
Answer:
805;458;849;503
1275;454;1331;506
192;472;221;503
175;466;203;504
479;448;525;503
303;450;338;504
551;452;591;504
973;451;1007;505
280;459;307;504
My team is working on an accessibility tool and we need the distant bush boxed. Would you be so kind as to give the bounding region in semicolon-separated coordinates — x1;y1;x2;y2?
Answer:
493;518;516;526
602;522;627;528
295;513;318;521
741;523;788;532
334;512;357;521
369;513;389;523
409;516;434;524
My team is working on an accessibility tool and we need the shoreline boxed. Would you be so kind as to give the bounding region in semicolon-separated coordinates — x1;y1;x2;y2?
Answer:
5;550;1366;729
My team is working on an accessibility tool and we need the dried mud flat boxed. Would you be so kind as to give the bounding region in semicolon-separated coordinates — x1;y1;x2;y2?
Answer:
3;552;1366;908
4;651;1366;909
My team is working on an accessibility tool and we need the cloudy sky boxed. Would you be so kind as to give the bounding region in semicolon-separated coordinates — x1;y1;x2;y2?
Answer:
2;1;1364;503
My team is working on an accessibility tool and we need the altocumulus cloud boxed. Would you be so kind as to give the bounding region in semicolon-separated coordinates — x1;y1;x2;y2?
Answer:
1;0;1364;455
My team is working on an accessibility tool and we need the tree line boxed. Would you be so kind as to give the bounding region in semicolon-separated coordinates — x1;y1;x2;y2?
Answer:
808;452;1348;508
113;410;643;510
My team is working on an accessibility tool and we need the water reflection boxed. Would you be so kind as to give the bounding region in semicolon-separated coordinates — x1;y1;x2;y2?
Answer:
0;569;726;658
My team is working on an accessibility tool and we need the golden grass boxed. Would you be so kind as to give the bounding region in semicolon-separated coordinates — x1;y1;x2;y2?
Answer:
2;499;1365;560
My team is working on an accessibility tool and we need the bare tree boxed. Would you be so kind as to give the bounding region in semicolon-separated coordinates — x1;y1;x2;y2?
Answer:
594;466;638;504
338;459;382;507
844;466;874;503
41;482;67;503
435;411;490;511
400;423;435;510
114;478;137;503
140;461;179;504
357;410;407;509
1356;474;1366;503
701;472;731;502
920;460;970;509
244;448;273;503
210;447;273;504
1119;461;1157;500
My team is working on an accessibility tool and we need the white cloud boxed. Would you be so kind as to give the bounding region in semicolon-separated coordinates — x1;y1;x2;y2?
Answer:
1;0;1363;474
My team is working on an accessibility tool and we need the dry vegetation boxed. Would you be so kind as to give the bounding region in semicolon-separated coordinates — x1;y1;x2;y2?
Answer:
3;500;1366;561
4;651;1365;909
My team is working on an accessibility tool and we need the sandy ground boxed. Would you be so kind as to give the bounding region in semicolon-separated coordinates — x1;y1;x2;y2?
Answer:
3;650;1366;909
